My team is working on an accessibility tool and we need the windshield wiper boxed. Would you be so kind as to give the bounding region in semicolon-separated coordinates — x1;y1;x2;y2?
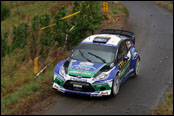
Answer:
88;52;106;63
79;50;92;62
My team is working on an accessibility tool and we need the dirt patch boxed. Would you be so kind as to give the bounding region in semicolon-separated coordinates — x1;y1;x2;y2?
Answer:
94;13;129;34
25;89;59;115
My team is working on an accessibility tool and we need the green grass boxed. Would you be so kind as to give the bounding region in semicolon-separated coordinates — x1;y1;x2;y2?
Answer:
1;83;40;115
155;1;173;12
152;90;173;115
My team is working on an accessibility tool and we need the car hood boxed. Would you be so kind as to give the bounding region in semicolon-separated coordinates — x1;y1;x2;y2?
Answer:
68;59;106;78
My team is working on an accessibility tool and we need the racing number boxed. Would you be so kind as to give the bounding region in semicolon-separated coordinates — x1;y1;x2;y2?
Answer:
119;60;126;69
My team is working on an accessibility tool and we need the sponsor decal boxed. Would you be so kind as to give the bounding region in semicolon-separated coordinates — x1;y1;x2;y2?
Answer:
68;60;106;77
119;60;126;69
69;71;91;75
80;62;94;66
72;65;96;72
119;60;131;80
120;68;134;81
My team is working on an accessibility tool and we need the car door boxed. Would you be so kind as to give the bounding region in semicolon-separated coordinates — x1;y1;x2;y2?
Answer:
117;41;130;80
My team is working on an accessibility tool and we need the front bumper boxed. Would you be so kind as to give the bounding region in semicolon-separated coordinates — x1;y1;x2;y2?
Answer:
53;82;112;97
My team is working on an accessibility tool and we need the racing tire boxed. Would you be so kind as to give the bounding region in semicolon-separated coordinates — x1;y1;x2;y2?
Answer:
111;73;120;96
134;58;140;77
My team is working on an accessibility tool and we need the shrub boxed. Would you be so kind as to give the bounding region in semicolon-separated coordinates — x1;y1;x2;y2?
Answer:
1;4;10;21
53;5;71;47
12;22;28;50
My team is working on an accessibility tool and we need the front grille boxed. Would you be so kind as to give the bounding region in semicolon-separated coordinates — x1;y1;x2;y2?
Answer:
63;80;95;92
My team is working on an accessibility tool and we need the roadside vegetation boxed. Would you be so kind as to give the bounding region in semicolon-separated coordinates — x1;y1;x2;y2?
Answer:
154;1;173;12
152;90;173;115
1;1;129;115
108;1;129;16
1;3;10;21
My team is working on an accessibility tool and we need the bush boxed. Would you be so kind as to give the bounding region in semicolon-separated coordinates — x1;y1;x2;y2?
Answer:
1;4;10;21
12;22;28;50
53;5;71;47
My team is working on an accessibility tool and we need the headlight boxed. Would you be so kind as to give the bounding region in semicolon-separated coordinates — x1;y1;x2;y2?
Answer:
93;72;108;81
59;65;66;77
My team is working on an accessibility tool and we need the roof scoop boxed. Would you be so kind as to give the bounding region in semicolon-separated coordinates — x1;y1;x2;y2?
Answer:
93;37;111;43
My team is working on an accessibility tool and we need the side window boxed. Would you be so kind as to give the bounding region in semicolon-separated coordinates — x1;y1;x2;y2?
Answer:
117;41;128;63
122;42;128;57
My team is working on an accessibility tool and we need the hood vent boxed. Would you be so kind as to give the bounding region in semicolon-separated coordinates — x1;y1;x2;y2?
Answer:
63;60;70;74
93;65;111;77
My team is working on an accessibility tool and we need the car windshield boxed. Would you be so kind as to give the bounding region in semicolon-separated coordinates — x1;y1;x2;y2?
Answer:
70;43;117;63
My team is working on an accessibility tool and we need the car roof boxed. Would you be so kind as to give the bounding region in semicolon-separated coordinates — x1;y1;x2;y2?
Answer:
81;34;129;47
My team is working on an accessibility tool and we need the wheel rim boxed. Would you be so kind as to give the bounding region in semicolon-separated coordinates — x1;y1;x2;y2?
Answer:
113;78;120;95
136;59;140;75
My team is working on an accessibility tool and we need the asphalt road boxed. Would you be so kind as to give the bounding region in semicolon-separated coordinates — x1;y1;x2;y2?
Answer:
42;1;173;115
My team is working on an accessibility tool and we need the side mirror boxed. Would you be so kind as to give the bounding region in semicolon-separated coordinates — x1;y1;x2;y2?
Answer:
110;63;115;68
124;56;129;60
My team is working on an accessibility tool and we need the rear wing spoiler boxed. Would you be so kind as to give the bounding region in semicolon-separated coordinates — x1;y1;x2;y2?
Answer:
99;29;135;44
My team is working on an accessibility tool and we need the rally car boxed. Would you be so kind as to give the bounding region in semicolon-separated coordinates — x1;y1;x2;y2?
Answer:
53;29;140;97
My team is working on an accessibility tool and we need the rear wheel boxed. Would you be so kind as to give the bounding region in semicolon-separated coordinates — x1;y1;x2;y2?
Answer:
134;58;140;77
111;73;120;96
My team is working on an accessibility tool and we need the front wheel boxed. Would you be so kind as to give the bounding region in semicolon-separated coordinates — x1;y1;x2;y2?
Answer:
111;73;120;96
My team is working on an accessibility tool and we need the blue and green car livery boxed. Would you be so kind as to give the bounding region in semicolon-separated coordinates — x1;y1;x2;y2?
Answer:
53;29;140;96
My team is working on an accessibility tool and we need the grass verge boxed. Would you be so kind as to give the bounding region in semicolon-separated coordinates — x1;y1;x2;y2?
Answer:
151;90;173;115
154;1;173;12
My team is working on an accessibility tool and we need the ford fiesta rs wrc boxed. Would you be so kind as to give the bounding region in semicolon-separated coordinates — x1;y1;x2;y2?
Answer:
53;29;140;97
